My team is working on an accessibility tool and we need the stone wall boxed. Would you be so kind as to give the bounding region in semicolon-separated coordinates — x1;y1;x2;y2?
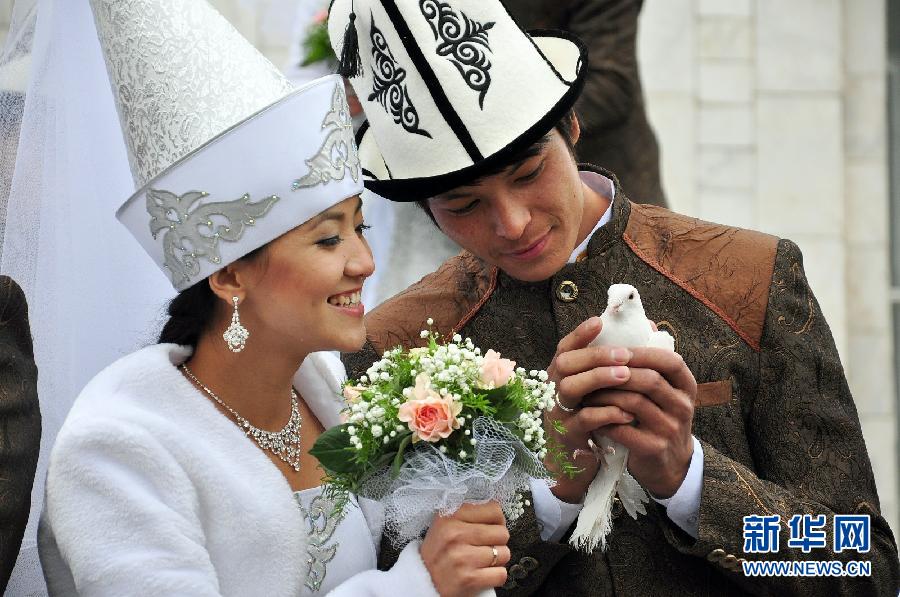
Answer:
639;0;897;532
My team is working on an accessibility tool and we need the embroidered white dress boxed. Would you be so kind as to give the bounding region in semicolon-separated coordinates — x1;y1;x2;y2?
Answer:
37;344;436;596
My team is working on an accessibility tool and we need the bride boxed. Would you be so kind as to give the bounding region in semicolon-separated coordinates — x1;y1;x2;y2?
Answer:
35;1;517;595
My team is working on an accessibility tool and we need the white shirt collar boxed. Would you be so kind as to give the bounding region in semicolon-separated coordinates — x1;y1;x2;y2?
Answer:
568;170;615;264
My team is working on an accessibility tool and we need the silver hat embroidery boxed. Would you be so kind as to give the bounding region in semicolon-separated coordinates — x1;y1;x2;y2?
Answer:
292;83;361;189
147;189;279;285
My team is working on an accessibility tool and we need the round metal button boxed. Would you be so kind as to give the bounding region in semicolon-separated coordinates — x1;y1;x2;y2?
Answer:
556;280;579;302
723;554;738;568
706;548;726;562
519;557;539;572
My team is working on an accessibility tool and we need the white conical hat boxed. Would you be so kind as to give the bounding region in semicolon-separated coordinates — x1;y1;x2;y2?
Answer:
328;0;586;202
90;0;363;290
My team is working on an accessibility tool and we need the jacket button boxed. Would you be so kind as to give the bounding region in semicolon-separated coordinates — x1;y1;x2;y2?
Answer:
509;564;528;580
723;554;738;568
706;548;726;562
556;280;578;302
519;556;538;572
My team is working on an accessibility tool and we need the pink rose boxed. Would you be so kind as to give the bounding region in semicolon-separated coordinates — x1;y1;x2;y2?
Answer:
313;9;328;24
397;374;462;443
479;349;516;388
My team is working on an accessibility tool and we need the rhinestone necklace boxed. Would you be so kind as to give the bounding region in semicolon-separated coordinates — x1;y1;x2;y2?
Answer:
181;364;302;472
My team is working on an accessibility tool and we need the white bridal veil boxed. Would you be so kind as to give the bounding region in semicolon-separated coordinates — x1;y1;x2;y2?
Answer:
0;1;174;591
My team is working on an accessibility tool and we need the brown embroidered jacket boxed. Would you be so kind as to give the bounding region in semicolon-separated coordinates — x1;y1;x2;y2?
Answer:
343;169;899;596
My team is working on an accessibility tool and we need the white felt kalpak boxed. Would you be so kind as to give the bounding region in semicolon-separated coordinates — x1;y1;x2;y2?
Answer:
328;0;586;200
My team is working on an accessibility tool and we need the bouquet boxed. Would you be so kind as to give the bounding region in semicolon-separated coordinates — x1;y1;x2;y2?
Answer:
310;321;573;545
300;9;336;67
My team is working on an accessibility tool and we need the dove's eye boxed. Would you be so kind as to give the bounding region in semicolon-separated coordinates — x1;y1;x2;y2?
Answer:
628;292;635;300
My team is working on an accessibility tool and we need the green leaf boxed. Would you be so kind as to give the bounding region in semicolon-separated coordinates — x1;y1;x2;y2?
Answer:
391;433;413;477
300;22;336;67
309;425;360;474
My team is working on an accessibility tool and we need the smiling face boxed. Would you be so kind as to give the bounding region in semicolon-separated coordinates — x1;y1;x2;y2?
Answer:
229;195;374;355
426;127;606;283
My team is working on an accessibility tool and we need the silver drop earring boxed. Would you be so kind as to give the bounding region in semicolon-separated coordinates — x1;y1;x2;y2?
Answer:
223;296;249;352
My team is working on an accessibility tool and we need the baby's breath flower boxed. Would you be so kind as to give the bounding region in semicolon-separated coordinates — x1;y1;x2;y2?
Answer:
420;330;429;338
426;317;434;326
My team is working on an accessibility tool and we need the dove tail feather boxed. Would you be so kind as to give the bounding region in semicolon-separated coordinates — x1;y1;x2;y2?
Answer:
569;446;629;552
617;470;650;519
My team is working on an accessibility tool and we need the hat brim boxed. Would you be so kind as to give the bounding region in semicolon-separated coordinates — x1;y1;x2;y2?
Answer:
357;29;587;202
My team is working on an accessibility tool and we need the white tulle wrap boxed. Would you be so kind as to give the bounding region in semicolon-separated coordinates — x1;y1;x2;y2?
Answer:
359;417;551;547
1;2;176;591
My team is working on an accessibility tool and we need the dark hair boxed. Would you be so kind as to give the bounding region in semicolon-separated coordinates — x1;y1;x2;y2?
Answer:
415;109;579;225
157;246;267;347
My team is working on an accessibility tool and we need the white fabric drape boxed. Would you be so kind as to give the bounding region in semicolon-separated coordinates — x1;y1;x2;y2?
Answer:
0;1;174;593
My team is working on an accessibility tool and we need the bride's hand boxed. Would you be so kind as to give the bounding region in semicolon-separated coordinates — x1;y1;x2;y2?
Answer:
420;502;511;597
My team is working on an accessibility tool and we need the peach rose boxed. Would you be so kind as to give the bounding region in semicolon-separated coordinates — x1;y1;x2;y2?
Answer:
397;374;462;443
479;349;516;388
343;385;366;404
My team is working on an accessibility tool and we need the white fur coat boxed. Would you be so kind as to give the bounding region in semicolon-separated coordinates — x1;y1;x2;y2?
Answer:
38;344;438;596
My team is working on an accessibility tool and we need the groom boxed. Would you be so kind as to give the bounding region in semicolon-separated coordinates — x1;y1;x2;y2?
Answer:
329;0;899;594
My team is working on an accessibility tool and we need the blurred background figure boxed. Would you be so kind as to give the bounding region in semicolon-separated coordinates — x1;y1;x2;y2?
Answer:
282;0;331;86
504;0;666;207
0;275;40;593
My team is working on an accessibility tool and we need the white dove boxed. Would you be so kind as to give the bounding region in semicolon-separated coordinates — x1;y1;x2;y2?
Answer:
569;283;675;552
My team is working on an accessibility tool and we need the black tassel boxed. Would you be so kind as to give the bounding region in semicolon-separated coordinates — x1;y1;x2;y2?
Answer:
337;11;363;78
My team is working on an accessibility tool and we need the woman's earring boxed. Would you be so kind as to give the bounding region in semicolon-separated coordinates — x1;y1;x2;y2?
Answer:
223;296;249;353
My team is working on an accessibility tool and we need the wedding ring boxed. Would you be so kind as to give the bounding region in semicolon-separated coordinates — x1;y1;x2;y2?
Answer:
555;394;578;413
489;545;499;567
